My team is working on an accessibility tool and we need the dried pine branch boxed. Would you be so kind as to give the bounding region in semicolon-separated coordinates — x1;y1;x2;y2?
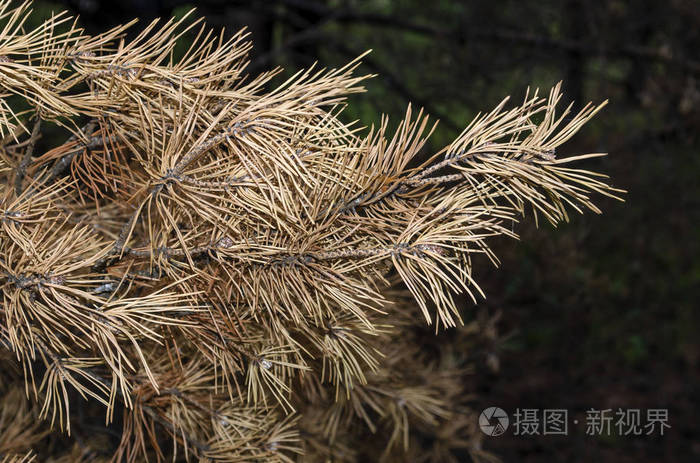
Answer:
0;1;621;461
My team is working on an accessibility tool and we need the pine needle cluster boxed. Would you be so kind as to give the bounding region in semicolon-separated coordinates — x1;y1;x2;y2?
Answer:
0;2;621;461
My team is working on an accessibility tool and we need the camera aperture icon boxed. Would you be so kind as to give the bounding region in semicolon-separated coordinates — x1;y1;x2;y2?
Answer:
479;407;509;436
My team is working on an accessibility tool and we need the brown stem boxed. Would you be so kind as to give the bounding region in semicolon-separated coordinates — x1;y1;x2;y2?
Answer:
48;120;100;180
14;118;42;196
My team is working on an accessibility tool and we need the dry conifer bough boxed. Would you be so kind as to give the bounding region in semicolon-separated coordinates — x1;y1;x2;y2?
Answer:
0;2;622;461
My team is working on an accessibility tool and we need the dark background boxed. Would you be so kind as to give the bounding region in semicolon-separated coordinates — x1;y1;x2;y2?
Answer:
32;0;699;461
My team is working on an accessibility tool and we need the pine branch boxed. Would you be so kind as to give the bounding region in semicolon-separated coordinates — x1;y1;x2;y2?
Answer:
0;2;620;460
